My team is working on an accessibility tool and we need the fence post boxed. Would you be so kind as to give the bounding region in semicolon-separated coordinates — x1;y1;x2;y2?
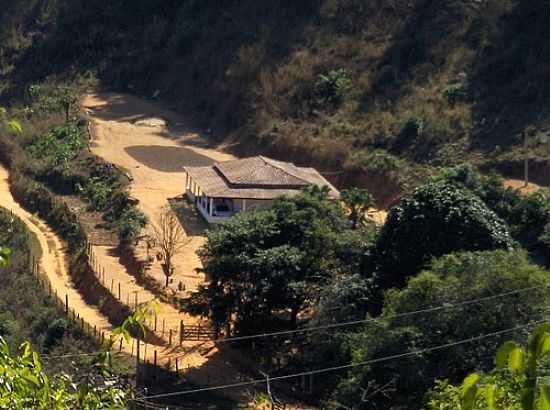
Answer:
136;338;141;385
118;283;121;300
180;321;184;345
169;329;172;346
111;278;114;293
119;338;123;352
65;294;68;315
176;357;179;375
154;350;157;379
154;314;157;332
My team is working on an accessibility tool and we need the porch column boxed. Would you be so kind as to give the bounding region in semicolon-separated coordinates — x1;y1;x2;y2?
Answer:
209;197;213;217
242;199;247;212
185;173;189;191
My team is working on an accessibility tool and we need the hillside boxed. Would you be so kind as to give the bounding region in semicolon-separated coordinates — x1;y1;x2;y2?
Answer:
1;0;550;204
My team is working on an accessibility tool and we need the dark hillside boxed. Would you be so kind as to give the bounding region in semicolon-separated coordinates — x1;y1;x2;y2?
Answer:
1;0;550;200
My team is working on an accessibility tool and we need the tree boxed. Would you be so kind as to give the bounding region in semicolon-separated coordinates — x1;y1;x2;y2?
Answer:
58;87;78;123
341;188;375;229
183;189;350;337
374;180;514;289
152;206;189;287
332;250;550;410
433;164;550;251
427;324;550;410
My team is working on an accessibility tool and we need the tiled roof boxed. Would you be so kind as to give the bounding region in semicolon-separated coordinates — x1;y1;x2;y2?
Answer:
184;156;340;200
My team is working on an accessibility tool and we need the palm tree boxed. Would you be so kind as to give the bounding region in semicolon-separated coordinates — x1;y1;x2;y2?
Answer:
341;188;374;229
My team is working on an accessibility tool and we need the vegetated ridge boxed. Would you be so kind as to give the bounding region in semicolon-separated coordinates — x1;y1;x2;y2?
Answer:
2;0;550;205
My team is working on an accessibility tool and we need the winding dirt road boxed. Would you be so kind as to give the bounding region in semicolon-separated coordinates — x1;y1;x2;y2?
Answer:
0;165;115;343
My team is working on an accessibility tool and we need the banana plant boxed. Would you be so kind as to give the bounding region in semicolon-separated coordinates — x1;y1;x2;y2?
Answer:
0;107;22;135
461;325;550;410
0;246;11;268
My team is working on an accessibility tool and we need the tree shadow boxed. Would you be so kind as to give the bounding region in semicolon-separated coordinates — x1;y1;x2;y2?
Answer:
469;0;550;152
359;0;474;111
4;0;322;111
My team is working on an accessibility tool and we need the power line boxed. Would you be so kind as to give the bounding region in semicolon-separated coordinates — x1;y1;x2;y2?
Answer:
40;282;545;360
208;283;545;344
140;319;546;400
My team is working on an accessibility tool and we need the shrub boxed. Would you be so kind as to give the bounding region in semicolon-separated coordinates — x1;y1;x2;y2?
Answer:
442;83;468;105
117;208;147;246
315;68;352;108
26;125;84;168
79;177;112;211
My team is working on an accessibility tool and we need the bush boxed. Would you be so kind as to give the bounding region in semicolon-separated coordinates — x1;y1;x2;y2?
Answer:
333;250;550;410
315;68;352;108
374;179;514;288
117;208;147;246
25;125;84;168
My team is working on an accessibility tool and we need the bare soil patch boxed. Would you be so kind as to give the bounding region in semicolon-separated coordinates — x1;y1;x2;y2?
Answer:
63;196;118;246
124;145;215;172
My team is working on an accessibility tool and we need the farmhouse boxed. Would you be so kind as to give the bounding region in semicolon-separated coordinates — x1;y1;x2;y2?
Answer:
184;156;340;223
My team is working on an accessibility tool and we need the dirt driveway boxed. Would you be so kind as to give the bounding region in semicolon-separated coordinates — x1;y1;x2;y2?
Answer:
82;92;235;292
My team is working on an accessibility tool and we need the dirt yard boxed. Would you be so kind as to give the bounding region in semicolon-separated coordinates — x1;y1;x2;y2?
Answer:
83;92;235;295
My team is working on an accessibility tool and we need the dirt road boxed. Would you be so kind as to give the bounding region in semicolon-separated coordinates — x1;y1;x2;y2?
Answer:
0;165;118;345
83;92;235;293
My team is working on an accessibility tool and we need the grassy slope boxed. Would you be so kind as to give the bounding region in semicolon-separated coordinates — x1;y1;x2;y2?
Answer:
1;0;550;204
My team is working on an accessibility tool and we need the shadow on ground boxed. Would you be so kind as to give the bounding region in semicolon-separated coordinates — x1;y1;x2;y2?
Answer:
124;145;215;172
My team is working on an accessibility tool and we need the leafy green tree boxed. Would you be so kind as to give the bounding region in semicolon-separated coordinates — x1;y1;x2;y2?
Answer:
434;164;550;251
332;250;550;410
184;189;349;336
427;324;550;410
58;86;78;123
374;180;514;289
341;188;375;229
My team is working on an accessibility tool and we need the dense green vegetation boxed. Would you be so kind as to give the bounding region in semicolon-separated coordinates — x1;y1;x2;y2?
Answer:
3;0;550;200
427;325;550;409
0;84;147;246
182;164;550;408
0;209;131;408
4;1;550;408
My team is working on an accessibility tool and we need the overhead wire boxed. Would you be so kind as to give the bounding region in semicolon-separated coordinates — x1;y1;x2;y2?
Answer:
140;319;546;400
200;283;545;344
37;282;546;360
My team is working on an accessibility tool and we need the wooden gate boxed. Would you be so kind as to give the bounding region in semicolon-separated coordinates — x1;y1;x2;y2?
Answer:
180;324;217;341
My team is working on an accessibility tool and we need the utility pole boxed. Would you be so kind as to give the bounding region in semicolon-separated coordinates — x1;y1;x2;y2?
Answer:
524;128;529;187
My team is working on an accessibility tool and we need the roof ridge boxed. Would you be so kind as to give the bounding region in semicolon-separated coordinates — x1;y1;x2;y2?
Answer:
259;156;312;185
